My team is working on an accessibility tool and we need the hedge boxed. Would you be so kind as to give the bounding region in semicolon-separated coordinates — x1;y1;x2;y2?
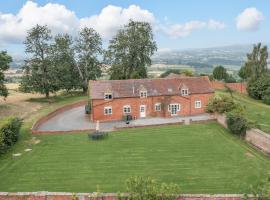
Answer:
0;117;22;154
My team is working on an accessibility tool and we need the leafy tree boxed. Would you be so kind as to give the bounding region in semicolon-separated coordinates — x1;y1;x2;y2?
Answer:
20;25;58;98
247;73;270;99
75;27;102;92
105;20;157;80
206;95;237;114
238;66;248;80
243;43;268;79
181;69;193;77
224;74;237;83
160;69;181;78
0;51;12;99
51;34;81;91
212;65;228;80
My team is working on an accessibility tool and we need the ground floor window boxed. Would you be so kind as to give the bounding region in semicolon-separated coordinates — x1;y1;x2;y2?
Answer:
123;105;131;114
168;104;180;115
195;100;202;108
104;106;112;115
155;103;161;111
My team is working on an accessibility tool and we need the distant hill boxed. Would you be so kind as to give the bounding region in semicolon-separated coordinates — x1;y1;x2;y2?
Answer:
152;43;270;70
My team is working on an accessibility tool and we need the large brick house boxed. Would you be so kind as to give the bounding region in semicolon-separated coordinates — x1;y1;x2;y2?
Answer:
89;76;214;122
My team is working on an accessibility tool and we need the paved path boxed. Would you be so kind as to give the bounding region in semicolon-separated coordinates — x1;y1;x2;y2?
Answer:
36;105;213;132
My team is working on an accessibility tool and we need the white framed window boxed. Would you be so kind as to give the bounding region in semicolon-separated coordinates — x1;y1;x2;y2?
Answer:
195;100;202;109
104;93;113;100
140;91;147;98
168;104;180;115
155;103;161;111
123;105;131;114
104;106;112;115
181;89;189;96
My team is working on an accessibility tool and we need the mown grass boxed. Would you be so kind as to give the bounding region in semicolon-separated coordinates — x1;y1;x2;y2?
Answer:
217;90;270;134
0;123;269;193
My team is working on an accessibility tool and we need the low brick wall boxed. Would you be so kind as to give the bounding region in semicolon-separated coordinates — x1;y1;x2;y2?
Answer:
0;192;247;200
31;100;87;134
211;81;247;94
246;128;270;154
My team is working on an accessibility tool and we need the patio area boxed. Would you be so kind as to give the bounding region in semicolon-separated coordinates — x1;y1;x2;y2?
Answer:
35;105;213;132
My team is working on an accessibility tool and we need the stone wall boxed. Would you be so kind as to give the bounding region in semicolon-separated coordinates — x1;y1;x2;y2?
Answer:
246;128;270;154
215;113;227;128
0;192;246;200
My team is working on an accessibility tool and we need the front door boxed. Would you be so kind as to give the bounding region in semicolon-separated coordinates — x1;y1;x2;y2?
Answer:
140;105;146;118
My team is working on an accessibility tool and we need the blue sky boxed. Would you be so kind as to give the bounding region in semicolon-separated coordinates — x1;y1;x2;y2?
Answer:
0;0;269;57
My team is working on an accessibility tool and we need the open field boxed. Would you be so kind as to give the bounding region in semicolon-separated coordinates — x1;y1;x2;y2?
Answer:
0;84;86;120
0;123;269;193
217;90;270;134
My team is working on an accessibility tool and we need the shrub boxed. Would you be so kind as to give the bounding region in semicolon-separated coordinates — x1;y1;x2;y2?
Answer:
206;95;237;114
0;117;22;154
247;74;270;100
262;88;270;105
118;176;180;200
226;108;248;138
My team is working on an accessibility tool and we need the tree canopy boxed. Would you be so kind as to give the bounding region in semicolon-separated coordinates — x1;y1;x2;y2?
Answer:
212;65;228;81
20;25;57;98
0;51;12;99
105;20;157;80
75;27;103;92
240;43;268;80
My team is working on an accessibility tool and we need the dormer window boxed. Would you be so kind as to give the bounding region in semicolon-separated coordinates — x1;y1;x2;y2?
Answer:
104;93;113;100
181;89;189;96
140;91;147;98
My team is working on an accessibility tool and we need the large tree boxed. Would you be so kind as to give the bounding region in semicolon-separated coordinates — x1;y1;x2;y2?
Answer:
51;34;81;91
0;51;12;99
105;20;157;80
75;27;102;92
20;25;58;98
240;43;268;79
213;65;228;80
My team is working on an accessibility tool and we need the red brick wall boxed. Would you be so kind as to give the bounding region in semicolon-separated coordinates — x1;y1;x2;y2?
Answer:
0;193;247;200
91;93;213;122
211;81;247;94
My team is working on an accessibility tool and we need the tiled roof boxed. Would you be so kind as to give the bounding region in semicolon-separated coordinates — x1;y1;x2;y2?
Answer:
89;76;214;99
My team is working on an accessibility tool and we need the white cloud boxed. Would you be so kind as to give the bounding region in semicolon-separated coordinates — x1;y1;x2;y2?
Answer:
80;5;155;39
208;19;226;30
161;19;225;39
236;7;263;31
0;1;79;44
161;21;206;39
0;1;226;45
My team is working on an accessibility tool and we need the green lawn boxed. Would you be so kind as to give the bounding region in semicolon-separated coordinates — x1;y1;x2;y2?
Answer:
217;90;270;134
0;123;269;193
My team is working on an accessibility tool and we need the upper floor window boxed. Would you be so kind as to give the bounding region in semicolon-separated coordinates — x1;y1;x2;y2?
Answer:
140;91;147;98
123;105;131;114
104;93;113;100
104;106;112;115
155;103;161;111
195;100;202;109
181;89;189;96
